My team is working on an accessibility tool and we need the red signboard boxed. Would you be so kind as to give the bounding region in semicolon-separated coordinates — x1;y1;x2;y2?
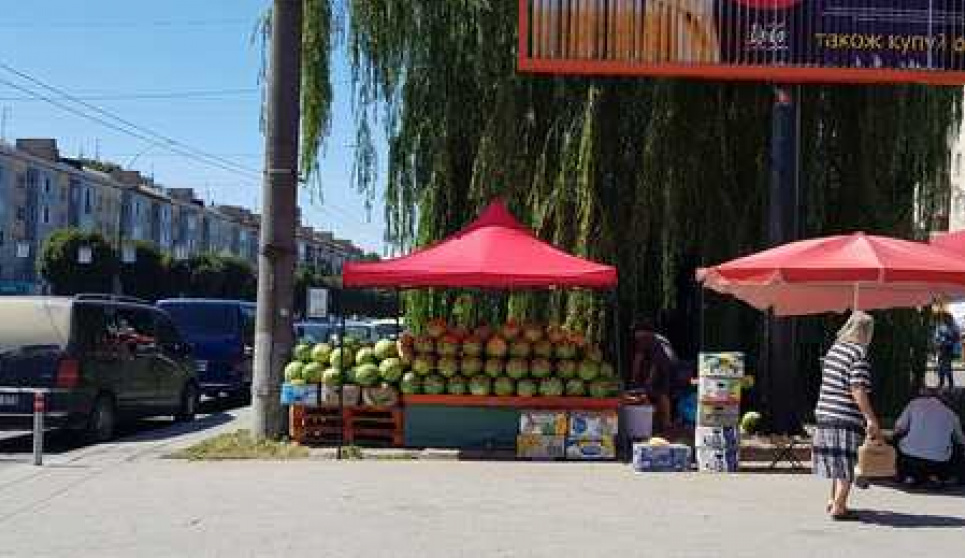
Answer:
518;0;965;85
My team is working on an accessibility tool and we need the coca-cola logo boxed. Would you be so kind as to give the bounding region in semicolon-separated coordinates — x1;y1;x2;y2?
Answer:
731;0;803;8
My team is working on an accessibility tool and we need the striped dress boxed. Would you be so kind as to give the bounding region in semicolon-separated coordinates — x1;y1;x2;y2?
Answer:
812;341;872;480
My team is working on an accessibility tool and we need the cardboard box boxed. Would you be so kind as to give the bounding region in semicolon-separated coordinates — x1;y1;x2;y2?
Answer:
280;383;320;406
519;411;568;436
697;403;741;428
565;437;616;461
694;426;740;450
697;377;742;404
696;446;739;473
517;435;565;460
568;410;619;439
632;443;692;472
320;385;361;407
698;352;745;378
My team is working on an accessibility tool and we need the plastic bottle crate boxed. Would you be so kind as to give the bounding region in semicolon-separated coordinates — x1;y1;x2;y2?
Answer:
289;405;403;447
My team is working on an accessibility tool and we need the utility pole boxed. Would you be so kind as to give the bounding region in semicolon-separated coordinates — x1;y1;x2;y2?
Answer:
762;85;802;434
252;0;302;440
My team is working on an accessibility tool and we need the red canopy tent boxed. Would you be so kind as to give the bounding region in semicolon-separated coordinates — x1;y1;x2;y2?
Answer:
342;200;618;289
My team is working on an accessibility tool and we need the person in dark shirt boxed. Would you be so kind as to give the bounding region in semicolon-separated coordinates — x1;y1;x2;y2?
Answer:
631;319;674;433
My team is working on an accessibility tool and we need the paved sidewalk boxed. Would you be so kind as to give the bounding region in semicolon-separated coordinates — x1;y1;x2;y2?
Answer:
1;455;963;558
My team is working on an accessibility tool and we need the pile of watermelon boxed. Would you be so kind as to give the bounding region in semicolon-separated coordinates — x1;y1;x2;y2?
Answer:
393;319;620;398
285;335;409;394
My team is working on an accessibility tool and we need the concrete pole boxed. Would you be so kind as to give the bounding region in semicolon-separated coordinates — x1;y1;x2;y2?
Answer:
252;0;302;440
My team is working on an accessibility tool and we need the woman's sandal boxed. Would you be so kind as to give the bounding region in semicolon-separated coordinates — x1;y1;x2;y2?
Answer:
830;510;860;521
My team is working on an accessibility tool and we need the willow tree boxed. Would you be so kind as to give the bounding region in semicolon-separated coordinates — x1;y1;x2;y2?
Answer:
301;1;961;416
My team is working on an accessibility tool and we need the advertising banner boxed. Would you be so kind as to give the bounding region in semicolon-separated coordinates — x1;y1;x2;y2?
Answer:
519;0;965;84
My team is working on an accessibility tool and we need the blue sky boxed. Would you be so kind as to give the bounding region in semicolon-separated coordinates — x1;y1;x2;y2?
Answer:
0;0;387;252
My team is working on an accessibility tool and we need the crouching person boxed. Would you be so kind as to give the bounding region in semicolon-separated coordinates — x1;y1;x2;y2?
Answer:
893;382;965;488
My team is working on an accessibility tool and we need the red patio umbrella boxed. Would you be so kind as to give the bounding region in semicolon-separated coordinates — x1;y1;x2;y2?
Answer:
697;232;965;316
930;229;965;257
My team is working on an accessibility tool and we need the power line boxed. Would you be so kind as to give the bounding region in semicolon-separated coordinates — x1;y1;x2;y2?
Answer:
0;61;261;179
0;88;259;101
0;74;259;180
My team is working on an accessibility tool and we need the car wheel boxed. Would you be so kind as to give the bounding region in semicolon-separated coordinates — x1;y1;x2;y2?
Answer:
175;383;199;422
87;394;116;443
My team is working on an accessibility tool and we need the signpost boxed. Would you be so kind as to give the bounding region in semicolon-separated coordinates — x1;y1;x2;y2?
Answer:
307;288;330;319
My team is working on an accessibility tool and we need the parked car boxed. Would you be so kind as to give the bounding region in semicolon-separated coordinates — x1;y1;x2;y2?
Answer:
156;299;256;402
0;295;199;442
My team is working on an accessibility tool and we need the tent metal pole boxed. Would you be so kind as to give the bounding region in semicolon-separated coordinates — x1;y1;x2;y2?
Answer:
337;291;346;461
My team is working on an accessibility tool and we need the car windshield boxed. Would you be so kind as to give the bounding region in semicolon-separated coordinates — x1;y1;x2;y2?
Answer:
297;324;333;344
161;304;238;338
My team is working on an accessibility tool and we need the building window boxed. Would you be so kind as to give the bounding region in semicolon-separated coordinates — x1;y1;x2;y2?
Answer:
84;189;93;215
44;177;51;194
42;206;50;225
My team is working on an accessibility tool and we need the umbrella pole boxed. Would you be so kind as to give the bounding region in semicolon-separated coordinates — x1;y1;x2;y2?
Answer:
853;284;860;311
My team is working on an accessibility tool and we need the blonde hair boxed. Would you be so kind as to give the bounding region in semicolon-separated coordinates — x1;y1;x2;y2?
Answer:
837;311;875;347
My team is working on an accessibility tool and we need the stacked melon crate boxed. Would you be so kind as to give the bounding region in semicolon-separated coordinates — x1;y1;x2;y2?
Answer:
695;352;744;473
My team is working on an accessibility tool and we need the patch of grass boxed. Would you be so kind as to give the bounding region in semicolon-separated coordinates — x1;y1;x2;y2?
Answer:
170;430;309;461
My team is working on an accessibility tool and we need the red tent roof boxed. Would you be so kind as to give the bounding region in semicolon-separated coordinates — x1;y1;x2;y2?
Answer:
342;200;617;289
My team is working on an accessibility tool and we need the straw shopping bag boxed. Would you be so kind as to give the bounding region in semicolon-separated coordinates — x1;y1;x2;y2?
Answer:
854;437;897;479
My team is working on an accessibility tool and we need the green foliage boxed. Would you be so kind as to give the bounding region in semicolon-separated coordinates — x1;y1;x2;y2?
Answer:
38;229;119;295
119;241;167;301
297;2;962;415
168;254;257;300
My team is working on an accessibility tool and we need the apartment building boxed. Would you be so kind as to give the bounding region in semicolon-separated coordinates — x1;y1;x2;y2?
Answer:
0;138;367;294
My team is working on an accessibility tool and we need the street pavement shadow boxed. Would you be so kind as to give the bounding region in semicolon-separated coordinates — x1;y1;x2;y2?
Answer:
119;412;234;444
856;509;965;528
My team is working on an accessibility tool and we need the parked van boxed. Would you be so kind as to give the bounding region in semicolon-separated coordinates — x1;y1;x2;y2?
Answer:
156;299;255;401
0;295;198;441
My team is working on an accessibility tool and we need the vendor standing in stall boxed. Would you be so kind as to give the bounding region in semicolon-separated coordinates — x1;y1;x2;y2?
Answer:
630;319;674;433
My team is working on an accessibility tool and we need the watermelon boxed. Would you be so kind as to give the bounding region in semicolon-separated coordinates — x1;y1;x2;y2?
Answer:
398;343;415;366
516;379;538;397
400;372;421;394
740;411;762;435
506;358;529;380
577;360;600;381
311;343;333;364
446;376;468;395
379;358;405;383
546;324;565;344
423;374;446;395
485;336;509;358
426;318;448;338
531;358;553;379
437;334;461;357
493;377;515;396
462;335;484;357
556;360;578;379
437;356;460;378
398;331;416;348
355;347;376;366
414;335;435;355
302;362;323;384
460;356;484;376
532;339;553;358
412;355;436;376
374;339;397;360
554;341;578;360
539;377;564;397
284;361;304;382
484;359;505;378
584;345;604;363
522;323;544;343
343;366;357;384
473;324;494;341
329;347;354;369
565;378;586;396
449;325;470;341
500;320;522;340
322;367;343;387
468;376;492;396
293;343;312;363
509;340;531;358
589;379;619;398
598;362;616;380
355;363;381;387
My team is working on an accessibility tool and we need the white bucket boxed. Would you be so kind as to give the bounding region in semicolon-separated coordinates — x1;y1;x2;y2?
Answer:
622;404;654;440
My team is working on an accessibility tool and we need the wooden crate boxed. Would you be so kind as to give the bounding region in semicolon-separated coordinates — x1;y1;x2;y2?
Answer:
290;405;403;447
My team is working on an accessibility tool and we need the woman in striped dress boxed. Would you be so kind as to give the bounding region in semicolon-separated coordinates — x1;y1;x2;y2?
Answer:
812;311;882;521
